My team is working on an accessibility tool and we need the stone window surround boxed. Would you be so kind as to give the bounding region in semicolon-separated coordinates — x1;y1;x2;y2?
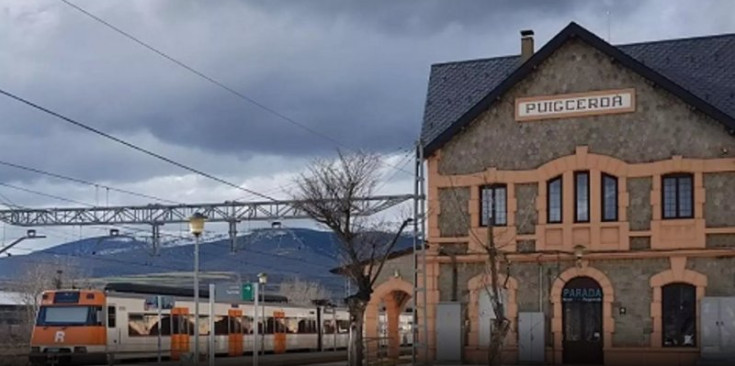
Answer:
427;146;735;253
649;256;707;349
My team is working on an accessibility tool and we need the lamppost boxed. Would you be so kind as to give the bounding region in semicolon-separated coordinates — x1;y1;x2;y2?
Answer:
0;229;46;256
189;212;207;365
258;272;268;355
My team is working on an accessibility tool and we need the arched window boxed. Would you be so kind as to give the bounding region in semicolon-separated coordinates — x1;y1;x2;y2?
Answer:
662;283;696;347
547;176;563;223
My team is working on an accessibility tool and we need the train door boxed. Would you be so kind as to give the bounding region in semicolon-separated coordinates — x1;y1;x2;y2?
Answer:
228;309;243;356
171;307;190;361
106;304;120;358
274;311;286;354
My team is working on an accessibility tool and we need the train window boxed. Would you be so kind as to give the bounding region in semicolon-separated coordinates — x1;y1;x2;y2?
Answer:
284;318;299;334
298;319;317;334
128;314;172;336
107;306;116;328
323;320;336;334
242;316;253;334
265;318;274;334
336;320;350;334
214;316;229;335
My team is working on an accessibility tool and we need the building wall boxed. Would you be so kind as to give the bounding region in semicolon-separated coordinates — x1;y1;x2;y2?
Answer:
413;35;735;366
436;39;735;176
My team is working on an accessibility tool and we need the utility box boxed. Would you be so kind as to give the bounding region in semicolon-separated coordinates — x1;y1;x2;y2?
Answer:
435;302;463;362
518;312;545;363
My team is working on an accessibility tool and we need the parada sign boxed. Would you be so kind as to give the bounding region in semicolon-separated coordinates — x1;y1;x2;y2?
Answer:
515;88;635;122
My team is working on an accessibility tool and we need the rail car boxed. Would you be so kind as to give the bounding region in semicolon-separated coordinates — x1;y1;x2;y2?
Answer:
29;283;412;365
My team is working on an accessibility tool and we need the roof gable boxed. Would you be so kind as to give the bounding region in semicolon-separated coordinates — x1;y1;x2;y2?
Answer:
421;22;735;157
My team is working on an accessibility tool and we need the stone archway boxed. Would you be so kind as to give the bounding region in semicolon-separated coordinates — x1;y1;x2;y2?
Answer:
366;277;413;360
649;257;707;348
550;264;615;365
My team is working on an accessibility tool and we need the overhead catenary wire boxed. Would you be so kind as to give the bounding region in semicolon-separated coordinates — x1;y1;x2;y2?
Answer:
0;87;278;202
58;0;414;178
0;159;181;204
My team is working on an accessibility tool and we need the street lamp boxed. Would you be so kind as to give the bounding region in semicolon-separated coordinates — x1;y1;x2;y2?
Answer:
0;229;47;256
189;212;207;365
258;272;268;355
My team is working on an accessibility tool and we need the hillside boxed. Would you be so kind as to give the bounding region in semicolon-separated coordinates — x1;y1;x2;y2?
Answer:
0;228;413;297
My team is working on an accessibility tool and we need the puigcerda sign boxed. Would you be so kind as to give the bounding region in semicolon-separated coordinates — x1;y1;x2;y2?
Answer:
515;88;635;122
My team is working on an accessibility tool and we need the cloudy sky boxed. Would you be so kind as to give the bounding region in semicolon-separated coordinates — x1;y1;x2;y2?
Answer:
1;0;734;254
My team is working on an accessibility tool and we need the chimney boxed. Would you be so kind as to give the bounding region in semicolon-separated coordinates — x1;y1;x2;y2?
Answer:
521;29;534;63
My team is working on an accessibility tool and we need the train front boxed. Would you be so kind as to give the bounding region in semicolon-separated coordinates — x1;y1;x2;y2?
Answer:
29;290;107;365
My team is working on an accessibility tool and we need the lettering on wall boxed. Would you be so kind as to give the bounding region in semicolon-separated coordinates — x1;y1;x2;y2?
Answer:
515;88;635;122
562;287;603;303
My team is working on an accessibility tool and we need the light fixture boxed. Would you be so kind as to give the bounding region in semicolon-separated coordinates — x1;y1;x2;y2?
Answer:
109;228;120;237
573;245;586;267
258;272;268;284
271;221;282;229
393;269;400;278
189;212;207;237
26;229;36;238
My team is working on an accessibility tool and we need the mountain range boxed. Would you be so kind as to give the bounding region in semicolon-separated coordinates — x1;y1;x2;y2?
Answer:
0;228;413;298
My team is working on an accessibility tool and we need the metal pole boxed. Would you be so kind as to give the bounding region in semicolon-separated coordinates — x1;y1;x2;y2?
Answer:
194;234;200;366
261;284;265;355
209;283;215;366
253;283;259;366
157;295;162;363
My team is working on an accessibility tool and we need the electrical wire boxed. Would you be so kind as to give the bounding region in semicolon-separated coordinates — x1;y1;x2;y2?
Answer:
58;0;415;178
0;159;181;204
0;87;277;202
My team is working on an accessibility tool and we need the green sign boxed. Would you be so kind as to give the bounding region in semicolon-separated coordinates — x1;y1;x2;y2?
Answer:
242;283;254;301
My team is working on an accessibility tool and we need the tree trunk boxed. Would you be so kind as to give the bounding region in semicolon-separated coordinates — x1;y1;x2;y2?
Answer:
488;318;510;366
348;298;368;366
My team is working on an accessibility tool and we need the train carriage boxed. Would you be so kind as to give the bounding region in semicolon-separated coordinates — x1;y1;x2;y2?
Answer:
29;284;354;365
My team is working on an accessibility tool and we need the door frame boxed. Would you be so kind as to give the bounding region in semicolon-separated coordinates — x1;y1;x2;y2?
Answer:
561;276;604;364
550;265;615;365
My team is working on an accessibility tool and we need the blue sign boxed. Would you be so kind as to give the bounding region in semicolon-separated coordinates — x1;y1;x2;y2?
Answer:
562;287;602;302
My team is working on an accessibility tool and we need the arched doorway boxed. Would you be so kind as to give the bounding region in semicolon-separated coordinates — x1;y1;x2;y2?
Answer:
562;276;603;364
366;278;413;361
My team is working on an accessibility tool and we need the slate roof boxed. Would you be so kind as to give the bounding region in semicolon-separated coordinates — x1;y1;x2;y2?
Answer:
421;22;735;157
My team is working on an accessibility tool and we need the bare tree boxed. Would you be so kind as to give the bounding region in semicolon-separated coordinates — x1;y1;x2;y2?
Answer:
13;259;89;340
292;151;412;366
277;276;332;306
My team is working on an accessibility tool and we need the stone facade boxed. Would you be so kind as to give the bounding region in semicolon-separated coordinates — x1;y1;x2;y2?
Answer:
438;39;735;176
369;25;735;366
627;178;652;231
515;184;538;235
704;172;735;227
438;187;469;237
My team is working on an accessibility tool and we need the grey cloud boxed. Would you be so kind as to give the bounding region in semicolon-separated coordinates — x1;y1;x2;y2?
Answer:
0;0;733;204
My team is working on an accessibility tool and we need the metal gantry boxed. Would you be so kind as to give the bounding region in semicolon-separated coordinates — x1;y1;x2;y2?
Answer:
0;195;413;254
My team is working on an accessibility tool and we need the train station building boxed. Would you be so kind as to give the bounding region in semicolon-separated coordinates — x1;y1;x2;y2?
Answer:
365;22;735;365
